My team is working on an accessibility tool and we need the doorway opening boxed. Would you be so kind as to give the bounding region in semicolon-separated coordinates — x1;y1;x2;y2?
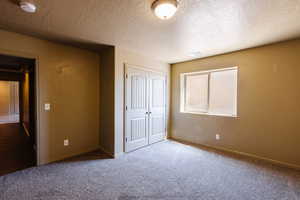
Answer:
0;54;36;176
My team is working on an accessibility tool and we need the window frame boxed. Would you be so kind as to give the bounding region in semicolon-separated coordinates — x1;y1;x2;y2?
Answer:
180;67;238;117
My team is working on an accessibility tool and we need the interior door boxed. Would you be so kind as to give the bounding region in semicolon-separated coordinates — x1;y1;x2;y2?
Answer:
125;67;149;152
148;72;166;144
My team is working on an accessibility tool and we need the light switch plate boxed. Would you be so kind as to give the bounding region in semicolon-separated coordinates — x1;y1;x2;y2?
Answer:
216;134;220;140
64;139;69;146
44;103;50;111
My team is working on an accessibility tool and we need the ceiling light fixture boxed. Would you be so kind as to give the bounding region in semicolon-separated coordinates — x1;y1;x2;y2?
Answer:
19;0;37;13
152;0;178;20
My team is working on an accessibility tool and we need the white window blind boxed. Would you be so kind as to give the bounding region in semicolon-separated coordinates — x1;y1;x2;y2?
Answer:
180;67;238;117
185;73;209;113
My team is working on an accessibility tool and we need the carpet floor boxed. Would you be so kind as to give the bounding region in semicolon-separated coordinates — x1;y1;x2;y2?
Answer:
0;140;299;200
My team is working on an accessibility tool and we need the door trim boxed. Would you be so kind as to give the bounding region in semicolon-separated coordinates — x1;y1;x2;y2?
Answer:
124;63;167;153
0;48;41;166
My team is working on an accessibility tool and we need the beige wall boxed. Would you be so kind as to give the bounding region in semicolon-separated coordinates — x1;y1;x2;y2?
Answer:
171;39;300;167
114;47;170;156
0;29;100;164
99;47;115;154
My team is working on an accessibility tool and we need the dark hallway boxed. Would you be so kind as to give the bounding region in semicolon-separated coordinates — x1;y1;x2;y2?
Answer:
0;54;36;176
0;123;35;176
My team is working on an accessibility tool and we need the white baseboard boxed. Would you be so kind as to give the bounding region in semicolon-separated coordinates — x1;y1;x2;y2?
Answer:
114;151;124;158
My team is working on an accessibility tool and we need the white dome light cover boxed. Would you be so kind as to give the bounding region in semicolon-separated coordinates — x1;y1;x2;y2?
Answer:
19;1;37;13
152;0;178;20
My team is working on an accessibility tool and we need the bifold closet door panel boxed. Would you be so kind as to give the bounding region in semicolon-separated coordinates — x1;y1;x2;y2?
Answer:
125;67;149;152
148;72;166;144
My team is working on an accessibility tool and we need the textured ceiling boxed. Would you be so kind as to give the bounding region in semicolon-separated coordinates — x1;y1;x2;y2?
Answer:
1;0;300;63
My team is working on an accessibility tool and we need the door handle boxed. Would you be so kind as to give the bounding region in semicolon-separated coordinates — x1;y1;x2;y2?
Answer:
145;112;149;115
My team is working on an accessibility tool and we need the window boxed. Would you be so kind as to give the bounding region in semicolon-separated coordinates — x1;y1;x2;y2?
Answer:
180;67;237;117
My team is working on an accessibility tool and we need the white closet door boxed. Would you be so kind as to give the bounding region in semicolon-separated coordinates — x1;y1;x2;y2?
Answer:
148;72;166;144
125;67;149;152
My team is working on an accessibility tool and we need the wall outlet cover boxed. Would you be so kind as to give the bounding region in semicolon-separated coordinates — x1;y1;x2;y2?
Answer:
216;134;220;140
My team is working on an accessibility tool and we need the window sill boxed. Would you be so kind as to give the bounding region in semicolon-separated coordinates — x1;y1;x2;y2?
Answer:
180;111;238;118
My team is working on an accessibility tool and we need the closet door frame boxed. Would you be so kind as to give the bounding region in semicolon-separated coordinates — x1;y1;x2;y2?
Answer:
124;64;167;153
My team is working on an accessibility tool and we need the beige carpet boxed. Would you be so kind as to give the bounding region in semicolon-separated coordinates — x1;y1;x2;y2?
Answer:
0;140;299;200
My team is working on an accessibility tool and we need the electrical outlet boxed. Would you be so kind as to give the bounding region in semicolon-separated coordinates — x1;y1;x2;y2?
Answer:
216;134;220;140
44;103;51;111
64;139;69;146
